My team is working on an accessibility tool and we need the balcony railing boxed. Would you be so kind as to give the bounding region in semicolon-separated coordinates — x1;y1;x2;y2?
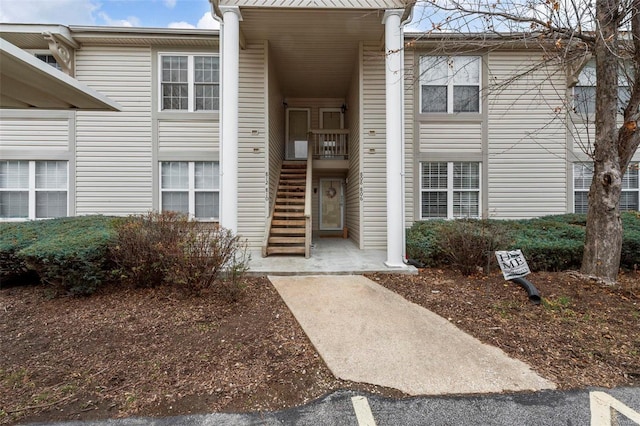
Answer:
309;129;349;159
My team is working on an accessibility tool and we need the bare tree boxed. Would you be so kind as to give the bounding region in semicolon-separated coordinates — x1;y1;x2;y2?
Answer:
414;0;640;282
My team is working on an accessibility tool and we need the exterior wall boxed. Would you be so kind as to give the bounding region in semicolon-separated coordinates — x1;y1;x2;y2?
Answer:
237;41;268;246
487;51;567;218
0;114;70;151
403;48;414;227
267;42;284;212
75;46;153;215
346;48;361;247
157;121;219;152
361;42;387;249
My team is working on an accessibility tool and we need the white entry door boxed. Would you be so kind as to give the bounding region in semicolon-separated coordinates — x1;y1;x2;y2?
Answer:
286;108;310;160
319;178;345;230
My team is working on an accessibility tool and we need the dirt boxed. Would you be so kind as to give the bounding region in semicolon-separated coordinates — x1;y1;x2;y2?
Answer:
1;269;639;424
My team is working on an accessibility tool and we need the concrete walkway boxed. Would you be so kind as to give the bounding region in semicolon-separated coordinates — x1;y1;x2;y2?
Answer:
269;275;555;396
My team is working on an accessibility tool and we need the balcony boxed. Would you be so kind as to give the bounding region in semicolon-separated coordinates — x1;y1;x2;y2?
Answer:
309;129;349;160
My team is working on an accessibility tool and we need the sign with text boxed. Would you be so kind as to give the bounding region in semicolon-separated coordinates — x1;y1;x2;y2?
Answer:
495;249;531;280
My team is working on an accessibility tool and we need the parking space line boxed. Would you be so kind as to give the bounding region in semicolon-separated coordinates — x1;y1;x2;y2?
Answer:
351;395;377;426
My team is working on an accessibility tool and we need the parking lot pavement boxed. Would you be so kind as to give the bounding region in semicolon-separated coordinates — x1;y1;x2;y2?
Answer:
31;387;640;426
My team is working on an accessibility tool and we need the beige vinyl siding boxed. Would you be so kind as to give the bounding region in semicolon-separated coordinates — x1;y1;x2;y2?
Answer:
238;41;268;247
346;48;361;247
157;120;219;152
221;0;406;8
267;42;284;211
75;46;152;215
0;118;69;151
418;122;482;154
361;42;386;249
404;50;414;227
487;51;567;218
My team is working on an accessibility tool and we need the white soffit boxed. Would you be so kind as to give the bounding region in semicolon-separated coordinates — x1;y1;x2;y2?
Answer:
0;38;121;111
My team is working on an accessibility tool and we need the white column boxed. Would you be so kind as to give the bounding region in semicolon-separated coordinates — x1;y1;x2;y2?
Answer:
383;9;405;268
219;6;242;233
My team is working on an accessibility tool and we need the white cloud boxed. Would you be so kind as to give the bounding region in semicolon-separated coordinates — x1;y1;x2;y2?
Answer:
0;0;99;25
98;12;141;27
163;0;177;8
196;11;219;29
168;21;195;29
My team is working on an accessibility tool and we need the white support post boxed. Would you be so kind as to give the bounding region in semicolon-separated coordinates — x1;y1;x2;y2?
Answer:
219;6;242;233
383;9;405;268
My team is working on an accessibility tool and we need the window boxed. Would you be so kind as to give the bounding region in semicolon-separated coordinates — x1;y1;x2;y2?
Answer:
160;161;219;219
35;54;61;71
574;61;631;115
0;161;68;219
160;54;219;111
420;56;481;113
574;162;639;213
420;162;481;219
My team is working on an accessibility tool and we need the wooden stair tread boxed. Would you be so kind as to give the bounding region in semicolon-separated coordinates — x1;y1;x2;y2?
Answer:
272;219;305;226
268;236;305;244
269;228;305;235
267;246;306;255
273;212;304;218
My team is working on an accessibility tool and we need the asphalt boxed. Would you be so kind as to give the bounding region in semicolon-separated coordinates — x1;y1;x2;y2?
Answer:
269;274;555;395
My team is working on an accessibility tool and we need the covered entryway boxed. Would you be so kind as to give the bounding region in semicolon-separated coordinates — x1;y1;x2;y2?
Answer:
213;0;412;268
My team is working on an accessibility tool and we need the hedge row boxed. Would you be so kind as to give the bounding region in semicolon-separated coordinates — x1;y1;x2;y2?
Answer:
0;216;120;295
407;212;640;272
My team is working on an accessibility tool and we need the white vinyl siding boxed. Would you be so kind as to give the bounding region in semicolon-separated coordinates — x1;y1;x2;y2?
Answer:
238;42;268;247
0;118;69;150
420;56;481;114
487;51;567;218
159;54;219;112
404;50;415;227
574;162;639;213
346;48;361;246
361;42;386;249
160;161;219;219
418;122;482;154
420;162;480;219
157;120;219;152
0;160;68;219
75;46;152;215
267;42;285;210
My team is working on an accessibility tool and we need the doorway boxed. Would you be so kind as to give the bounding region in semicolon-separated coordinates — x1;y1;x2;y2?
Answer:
319;178;345;231
286;108;310;160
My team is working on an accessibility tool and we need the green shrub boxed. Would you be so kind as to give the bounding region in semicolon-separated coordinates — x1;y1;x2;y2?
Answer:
110;211;249;297
0;216;119;294
406;213;640;273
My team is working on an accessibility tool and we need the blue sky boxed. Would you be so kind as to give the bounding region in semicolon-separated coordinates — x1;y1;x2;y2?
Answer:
0;0;219;29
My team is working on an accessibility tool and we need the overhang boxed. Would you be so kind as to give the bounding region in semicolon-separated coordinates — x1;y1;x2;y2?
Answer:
0;38;121;110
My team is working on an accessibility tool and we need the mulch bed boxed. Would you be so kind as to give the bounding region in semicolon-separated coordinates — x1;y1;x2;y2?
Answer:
1;269;639;424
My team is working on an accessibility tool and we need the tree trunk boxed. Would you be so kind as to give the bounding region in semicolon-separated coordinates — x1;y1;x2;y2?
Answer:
580;0;624;282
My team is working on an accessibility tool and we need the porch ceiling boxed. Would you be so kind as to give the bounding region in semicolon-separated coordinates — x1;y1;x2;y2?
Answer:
240;9;385;98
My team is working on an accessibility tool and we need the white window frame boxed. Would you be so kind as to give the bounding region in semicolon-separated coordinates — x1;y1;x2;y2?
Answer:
158;53;219;112
419;55;482;114
0;160;68;221
573;162;639;213
573;60;631;116
420;161;482;219
159;161;220;221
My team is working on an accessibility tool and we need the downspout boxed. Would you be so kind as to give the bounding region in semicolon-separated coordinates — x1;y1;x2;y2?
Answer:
400;6;414;265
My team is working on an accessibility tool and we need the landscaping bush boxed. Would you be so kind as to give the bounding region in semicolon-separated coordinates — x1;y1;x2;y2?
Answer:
110;211;249;297
0;216;119;295
407;213;640;273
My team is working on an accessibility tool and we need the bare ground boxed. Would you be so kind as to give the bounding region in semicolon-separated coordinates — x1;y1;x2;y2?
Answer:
1;269;639;424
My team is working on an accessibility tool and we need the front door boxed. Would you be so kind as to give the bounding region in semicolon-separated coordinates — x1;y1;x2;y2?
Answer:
286;108;310;160
319;178;344;230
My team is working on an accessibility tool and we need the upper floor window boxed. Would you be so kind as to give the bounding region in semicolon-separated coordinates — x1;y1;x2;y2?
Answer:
419;56;481;114
160;54;219;112
574;162;639;213
35;54;61;71
420;161;481;219
0;160;68;220
573;60;631;116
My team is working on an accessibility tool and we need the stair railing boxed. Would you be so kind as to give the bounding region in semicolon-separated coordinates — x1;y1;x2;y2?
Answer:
304;140;313;258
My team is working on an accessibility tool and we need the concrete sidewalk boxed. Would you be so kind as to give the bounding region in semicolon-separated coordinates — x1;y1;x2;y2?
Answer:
269;275;555;396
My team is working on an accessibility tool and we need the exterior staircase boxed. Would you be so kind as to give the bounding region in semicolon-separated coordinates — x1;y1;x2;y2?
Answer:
264;160;308;256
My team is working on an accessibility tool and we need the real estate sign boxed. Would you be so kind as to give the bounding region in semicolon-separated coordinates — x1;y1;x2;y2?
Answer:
495;249;531;280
